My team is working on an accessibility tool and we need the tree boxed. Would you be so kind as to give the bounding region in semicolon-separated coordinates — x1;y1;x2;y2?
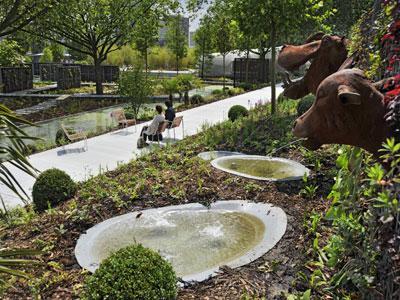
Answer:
132;8;162;73
49;43;65;62
0;39;25;66
224;0;332;114
0;0;58;37
208;4;238;89
118;68;154;119
175;74;202;105
166;15;188;75
30;0;177;94
194;17;214;78
328;0;374;36
162;77;180;102
39;47;53;63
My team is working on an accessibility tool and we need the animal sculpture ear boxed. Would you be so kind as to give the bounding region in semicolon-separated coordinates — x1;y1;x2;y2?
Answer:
338;85;361;105
340;36;350;47
305;32;325;43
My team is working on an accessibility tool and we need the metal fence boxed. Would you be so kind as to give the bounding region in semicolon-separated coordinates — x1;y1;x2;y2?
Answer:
233;58;269;87
0;66;33;93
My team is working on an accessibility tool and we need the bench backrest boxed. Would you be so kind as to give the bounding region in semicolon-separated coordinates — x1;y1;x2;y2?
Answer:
157;121;169;134
111;109;126;122
171;116;183;128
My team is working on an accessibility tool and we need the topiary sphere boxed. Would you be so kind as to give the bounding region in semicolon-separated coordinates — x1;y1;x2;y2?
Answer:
32;168;77;212
83;244;177;300
296;94;315;116
228;105;248;122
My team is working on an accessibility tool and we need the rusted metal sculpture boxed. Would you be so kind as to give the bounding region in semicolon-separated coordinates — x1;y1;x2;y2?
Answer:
293;69;399;155
278;33;349;99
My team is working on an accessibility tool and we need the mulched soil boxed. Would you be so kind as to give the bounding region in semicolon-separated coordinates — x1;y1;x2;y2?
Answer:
0;139;336;299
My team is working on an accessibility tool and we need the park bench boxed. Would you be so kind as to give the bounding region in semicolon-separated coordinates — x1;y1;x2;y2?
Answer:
110;109;136;131
167;116;184;140
61;124;88;150
149;121;169;145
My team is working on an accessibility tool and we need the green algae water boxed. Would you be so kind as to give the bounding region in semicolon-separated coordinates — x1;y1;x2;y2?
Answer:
218;158;301;179
89;210;265;277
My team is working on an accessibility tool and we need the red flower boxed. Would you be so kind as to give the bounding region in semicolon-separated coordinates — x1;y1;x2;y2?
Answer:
382;33;395;42
386;87;400;97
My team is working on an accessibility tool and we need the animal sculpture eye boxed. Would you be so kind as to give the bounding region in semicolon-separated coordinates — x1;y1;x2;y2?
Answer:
339;95;348;104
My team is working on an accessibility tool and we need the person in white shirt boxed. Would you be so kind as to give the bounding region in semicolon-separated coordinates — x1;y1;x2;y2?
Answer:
140;105;165;143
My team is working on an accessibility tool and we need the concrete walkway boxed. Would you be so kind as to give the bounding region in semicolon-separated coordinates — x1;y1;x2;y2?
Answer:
1;84;283;209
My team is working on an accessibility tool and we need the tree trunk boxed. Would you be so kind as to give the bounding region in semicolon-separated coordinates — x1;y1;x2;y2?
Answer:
201;36;206;78
223;54;226;90
145;48;148;74
184;91;189;105
245;49;249;83
94;58;103;95
270;22;277;114
176;55;179;75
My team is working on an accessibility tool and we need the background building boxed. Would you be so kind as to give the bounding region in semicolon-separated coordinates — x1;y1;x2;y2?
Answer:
158;16;189;46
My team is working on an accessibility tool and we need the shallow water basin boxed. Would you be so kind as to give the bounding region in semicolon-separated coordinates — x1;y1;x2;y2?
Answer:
197;151;243;161
211;155;310;181
75;201;287;282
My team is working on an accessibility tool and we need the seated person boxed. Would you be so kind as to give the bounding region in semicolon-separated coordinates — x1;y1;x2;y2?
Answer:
165;101;176;128
140;105;165;142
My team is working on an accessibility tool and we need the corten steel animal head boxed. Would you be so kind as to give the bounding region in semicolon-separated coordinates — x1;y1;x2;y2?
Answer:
278;33;349;99
293;69;392;154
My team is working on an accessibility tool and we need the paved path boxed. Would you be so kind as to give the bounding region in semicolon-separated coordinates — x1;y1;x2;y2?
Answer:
1;85;283;209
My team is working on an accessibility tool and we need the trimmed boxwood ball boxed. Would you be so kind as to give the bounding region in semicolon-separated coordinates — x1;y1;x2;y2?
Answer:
32;168;77;212
83;244;177;300
297;94;315;116
228;105;248;122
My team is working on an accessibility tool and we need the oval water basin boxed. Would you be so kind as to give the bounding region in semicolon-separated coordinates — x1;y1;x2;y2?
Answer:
197;151;243;161
75;200;287;282
211;155;310;181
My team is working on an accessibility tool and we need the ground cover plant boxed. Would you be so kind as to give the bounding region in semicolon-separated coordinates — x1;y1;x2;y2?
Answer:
0;99;339;299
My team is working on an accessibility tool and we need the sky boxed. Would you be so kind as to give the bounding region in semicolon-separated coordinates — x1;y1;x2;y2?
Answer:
179;0;207;31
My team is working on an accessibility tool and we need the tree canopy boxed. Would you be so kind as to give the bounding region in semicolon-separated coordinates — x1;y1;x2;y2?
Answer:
0;0;58;37
166;15;188;74
30;0;177;94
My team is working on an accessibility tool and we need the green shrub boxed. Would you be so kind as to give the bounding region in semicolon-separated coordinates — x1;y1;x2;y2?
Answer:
83;244;177;300
227;87;244;96
23;143;37;156
277;92;290;103
237;82;252;91
123;109;135;120
211;89;223;95
32;168;77;212
191;94;204;104
296;94;315;116
55;129;70;146
228;105;248;122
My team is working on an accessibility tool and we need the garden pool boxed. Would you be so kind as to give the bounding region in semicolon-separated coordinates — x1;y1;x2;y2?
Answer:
197;151;243;161
75;200;287;282
211;155;310;181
